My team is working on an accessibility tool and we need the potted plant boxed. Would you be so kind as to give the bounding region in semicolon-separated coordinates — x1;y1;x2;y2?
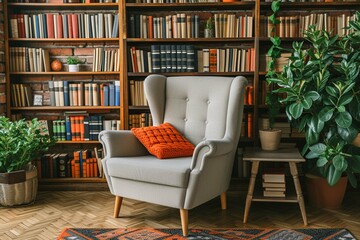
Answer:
268;12;360;208
0;117;56;206
204;17;214;38
260;0;282;151
66;56;83;72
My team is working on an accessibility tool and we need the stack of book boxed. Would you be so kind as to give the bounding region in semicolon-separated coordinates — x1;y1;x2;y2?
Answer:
262;170;286;197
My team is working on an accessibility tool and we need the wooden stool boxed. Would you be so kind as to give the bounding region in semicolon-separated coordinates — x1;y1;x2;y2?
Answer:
242;146;308;226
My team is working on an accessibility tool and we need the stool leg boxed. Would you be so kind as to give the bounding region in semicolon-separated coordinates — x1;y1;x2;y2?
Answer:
289;162;308;226
243;161;259;223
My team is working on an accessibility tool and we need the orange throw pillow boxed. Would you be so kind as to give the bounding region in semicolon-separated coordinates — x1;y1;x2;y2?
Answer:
131;122;195;159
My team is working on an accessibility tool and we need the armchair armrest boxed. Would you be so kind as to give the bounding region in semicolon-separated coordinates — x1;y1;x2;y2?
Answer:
190;138;234;170
98;130;149;158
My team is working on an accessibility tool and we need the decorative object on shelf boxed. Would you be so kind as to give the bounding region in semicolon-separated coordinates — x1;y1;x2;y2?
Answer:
260;0;282;151
268;12;360;207
51;59;63;72
204;17;214;38
65;0;81;3
0;117;56;206
66;56;82;72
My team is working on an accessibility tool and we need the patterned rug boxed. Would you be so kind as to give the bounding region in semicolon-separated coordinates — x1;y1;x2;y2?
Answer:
57;228;357;240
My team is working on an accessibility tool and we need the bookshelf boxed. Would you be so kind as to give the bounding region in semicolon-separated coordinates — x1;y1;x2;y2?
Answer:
4;0;122;189
3;0;360;189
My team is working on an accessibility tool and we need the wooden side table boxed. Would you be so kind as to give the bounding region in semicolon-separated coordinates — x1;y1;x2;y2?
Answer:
242;146;308;226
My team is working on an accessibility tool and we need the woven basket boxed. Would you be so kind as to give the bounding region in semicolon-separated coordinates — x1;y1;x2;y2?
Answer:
0;165;38;207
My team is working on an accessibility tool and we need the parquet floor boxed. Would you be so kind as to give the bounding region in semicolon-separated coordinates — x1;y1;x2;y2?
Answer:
0;189;360;240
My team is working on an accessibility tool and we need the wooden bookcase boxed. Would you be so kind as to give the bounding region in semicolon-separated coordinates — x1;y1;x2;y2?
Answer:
3;0;360;190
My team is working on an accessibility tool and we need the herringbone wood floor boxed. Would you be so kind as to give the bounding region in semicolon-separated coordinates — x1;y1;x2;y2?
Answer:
1;188;360;240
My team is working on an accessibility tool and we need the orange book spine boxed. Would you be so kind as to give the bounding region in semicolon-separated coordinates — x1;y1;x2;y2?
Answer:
83;160;87;178
71;14;79;38
247;113;253;138
88;159;93;177
250;48;255;71
79;116;85;141
67;14;73;38
73;151;81;178
71;159;75;178
131;46;138;72
148;16;153;39
77;116;81;141
247;85;254;105
57;14;63;38
46;13;55;38
209;49;217;72
93;158;98;177
100;84;104;106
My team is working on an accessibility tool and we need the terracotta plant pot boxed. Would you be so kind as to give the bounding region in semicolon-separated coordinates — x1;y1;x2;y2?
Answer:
259;129;282;151
305;174;347;209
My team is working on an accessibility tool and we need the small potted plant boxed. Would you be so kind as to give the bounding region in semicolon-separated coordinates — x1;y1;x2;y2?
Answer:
204;17;214;38
268;13;360;208
0;117;56;206
66;56;83;72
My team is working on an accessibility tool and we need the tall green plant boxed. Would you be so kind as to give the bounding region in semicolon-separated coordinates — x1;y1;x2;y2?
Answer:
268;12;360;187
0;117;56;173
265;0;282;129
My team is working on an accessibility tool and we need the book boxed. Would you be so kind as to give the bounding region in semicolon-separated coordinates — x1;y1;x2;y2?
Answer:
263;190;285;197
262;173;285;183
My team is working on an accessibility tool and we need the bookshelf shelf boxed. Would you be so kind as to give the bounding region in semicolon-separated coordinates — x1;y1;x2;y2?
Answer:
128;72;255;77
10;71;121;75
57;140;100;144
9;38;120;43
39;177;106;183
260;2;360;10
7;2;118;10
11;106;121;111
127;38;255;43
126;2;255;10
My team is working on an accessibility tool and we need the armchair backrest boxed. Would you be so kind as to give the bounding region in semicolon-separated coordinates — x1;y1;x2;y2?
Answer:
144;75;247;146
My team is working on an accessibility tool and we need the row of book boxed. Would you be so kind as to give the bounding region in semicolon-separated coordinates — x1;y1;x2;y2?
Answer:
9;12;119;39
9;47;50;72
11;84;33;107
262;13;356;38
37;148;104;179
262;170;286;198
92;48;120;72
129;80;148;106
263;0;356;2
214;13;253;38
9;47;120;73
240;113;253;139
129;113;153;128
129;45;195;73
129;14;200;39
131;0;223;3
52;114;104;141
48;81;120;107
199;48;255;73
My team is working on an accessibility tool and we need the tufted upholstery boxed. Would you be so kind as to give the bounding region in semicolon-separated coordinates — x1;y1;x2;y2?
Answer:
99;75;247;236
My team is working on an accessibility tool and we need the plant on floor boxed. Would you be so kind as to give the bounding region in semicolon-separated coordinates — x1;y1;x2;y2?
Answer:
268;12;360;187
0;117;56;173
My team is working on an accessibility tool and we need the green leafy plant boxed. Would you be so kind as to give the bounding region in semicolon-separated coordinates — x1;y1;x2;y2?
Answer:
66;56;83;65
265;0;282;129
268;12;360;187
205;17;213;30
0;117;56;173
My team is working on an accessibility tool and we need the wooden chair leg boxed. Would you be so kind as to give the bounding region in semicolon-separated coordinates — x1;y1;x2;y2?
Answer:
179;209;188;237
114;196;123;218
220;192;227;210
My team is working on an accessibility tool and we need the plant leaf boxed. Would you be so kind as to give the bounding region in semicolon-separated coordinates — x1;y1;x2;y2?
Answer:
333;154;347;172
326;164;342;186
289;102;304;119
335;111;352;128
318;106;334;122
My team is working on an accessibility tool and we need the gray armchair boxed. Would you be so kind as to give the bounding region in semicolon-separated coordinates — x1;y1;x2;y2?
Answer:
99;75;247;236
